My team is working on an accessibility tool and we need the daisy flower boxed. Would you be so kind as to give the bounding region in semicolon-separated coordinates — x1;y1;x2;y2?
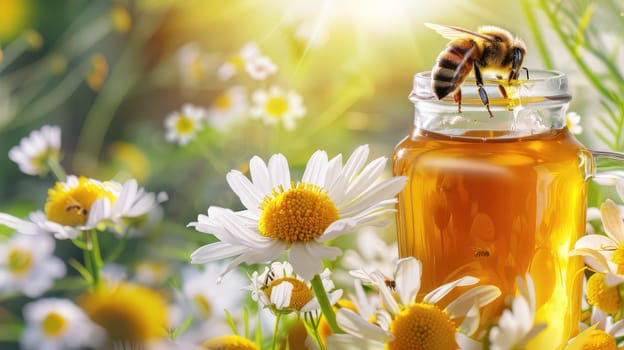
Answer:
250;85;306;130
199;335;259;350
340;228;398;281
0;233;65;297
189;144;407;280
566;112;583;135
329;257;501;350
488;274;547;350
8;124;61;176
570;189;624;286
79;282;169;345
245;55;277;80
246;261;342;314
21;298;104;350
217;42;261;81
585;272;621;314
164;103;206;146
178;42;211;85
566;307;624;350
207;86;247;131
0;176;164;239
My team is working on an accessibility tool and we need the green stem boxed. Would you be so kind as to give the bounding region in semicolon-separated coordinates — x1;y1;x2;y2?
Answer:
310;274;342;334
48;157;67;181
520;0;554;69
272;313;282;350
84;230;103;288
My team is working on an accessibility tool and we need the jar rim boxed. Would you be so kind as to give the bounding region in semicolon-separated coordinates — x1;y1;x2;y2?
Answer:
410;69;571;105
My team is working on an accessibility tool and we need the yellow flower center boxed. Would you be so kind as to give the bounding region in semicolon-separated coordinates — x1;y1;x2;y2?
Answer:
110;5;131;33
41;312;68;338
199;335;259;350
79;283;168;343
580;330;617;350
265;277;313;311
194;293;212;318
258;183;339;244
214;92;232;110
264;96;288;118
175;115;196;135
7;248;33;275
30;149;59;175
611;243;624;275
44;176;116;226
387;303;457;350
586;273;621;314
86;54;108;91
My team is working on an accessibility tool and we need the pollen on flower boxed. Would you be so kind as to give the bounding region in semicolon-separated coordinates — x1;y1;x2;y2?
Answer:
264;96;288;118
579;329;617;350
265;277;313;311
199;334;259;350
258;182;339;244
586;273;621;314
8;248;33;275
41;312;68;337
387;303;457;350
44;177;116;226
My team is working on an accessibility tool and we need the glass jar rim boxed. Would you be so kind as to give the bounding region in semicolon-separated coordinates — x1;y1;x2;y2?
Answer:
410;69;571;105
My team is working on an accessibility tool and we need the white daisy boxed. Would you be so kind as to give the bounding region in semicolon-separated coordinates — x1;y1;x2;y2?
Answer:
0;176;164;239
245;55;277;80
20;298;104;350
189;144;407;280
340;228;398;282
178;42;211;85
329;257;501;350
570;188;624;286
488;273;547;350
0;233;65;297
217;42;261;81
566;112;583;135
250;85;306;130
164;103;206;146
566;307;624;350
246;261;342;314
9;125;61;176
207;86;247;131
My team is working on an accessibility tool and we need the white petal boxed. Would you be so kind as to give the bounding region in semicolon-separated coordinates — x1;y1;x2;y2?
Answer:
112;179;138;214
395;257;422;306
336;308;391;344
302;150;328;186
268;153;291;191
446;285;501;318
326;334;382;350
0;213;47;235
605;272;624;287
226;170;264;212
249;156;272;195
343;157;387;203
456;333;482;350
343;145;370;181
601;199;624;243
190;242;249;263
339;177;407;217
271;281;294;309
457;305;480;337
288;241;341;280
370;272;399;315
423;276;479;304
569;247;611;274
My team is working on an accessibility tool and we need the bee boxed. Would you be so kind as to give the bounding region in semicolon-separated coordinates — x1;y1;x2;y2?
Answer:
65;204;87;216
425;23;527;118
473;248;491;258
384;278;397;290
263;270;276;286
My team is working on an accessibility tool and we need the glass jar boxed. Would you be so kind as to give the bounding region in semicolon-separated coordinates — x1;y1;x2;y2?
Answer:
393;70;588;348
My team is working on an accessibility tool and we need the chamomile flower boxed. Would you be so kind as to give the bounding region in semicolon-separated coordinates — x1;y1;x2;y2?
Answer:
567;307;624;350
21;298;104;350
0;233;65;297
189;144;407;280
329;257;501;350
0;176;163;239
217;42;261;81
570;187;624;286
566;112;583;135
79;282;168;345
488;274;547;350
246;261;342;314
199;335;259;350
340;228;398;282
585;272;621;314
207;86;247;131
8;124;61;176
245;55;277;80
178;43;211;85
164;103;206;146
250;85;306;130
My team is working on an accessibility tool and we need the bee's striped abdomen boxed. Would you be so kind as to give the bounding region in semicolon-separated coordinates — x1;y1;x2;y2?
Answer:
431;41;477;100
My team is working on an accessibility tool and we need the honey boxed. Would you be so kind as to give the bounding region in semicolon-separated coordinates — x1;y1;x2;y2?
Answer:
393;127;587;348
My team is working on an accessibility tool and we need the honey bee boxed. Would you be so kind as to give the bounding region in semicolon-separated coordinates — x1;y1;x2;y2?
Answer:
425;23;527;118
473;248;491;258
384;278;397;290
65;204;87;216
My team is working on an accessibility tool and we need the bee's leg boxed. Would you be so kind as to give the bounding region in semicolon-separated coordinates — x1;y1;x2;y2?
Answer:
474;64;494;118
454;89;462;113
498;84;508;99
507;47;525;83
522;67;530;80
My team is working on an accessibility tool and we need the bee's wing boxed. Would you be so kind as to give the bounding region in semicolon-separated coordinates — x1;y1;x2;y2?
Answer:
424;23;493;41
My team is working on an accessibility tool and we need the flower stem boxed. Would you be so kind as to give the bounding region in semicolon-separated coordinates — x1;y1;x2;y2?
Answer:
310;274;342;334
272;313;281;350
84;230;103;288
47;157;67;181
